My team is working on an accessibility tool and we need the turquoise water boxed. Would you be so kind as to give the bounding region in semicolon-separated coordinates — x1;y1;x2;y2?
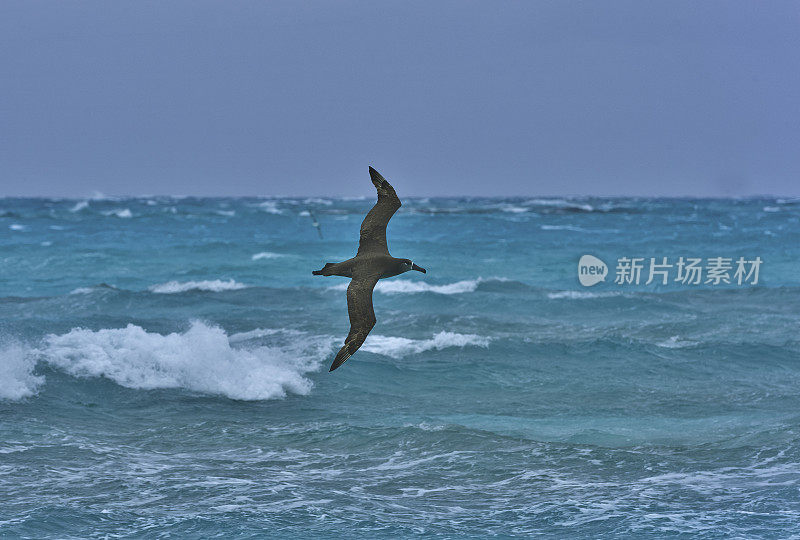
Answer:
1;196;799;538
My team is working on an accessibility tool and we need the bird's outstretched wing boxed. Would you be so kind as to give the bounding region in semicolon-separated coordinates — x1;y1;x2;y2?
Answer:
329;274;380;371
356;167;402;256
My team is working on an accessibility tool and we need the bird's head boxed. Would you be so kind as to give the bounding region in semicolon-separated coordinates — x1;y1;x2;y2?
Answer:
400;259;426;274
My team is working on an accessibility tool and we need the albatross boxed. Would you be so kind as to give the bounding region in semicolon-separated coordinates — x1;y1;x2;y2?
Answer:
313;166;426;371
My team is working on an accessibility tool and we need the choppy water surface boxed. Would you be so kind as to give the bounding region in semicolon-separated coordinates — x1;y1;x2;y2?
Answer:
1;196;799;538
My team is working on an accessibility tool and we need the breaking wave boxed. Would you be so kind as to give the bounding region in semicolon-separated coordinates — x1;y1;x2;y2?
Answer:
69;287;95;295
540;224;589;232
257;201;283;214
328;278;509;295
657;335;699;349
524;198;595;213
500;205;529;213
102;208;133;218
69;200;89;213
29;322;331;401
361;331;490;358
148;279;248;294
0;343;44;401
251;251;286;261
374;279;481;294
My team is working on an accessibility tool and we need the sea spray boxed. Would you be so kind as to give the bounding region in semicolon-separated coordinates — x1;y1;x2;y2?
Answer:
0;343;44;400
37;322;332;400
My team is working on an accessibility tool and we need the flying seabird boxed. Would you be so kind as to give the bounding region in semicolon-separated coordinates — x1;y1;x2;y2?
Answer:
313;166;426;371
307;209;323;239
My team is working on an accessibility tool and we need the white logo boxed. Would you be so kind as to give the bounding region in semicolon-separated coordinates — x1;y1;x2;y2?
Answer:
578;254;608;287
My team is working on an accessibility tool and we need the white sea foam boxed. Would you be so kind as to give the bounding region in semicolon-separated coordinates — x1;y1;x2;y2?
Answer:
376;279;481;294
69;287;95;295
501;205;529;213
37;322;330;400
329;278;494;295
525;198;594;212
0;343;44;401
251;251;286;261
257;201;283;214
657;336;698;349
102;208;133;218
361;331;490;358
70;201;89;213
148;279;248;294
215;210;236;217
9;224;26;231
763;206;780;213
540;224;588;232
303;198;333;206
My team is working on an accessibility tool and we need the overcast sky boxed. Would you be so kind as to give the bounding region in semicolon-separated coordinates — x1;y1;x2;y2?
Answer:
1;1;798;197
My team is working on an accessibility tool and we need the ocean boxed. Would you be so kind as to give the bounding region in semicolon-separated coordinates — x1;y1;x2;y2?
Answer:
1;196;799;538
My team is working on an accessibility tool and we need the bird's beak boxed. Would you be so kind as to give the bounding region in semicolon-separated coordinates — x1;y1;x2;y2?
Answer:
412;263;426;273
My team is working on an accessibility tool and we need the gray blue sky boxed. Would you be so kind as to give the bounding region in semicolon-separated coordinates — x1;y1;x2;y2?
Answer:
1;1;798;197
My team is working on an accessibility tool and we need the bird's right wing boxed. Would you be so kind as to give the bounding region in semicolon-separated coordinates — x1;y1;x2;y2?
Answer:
329;274;380;371
356;167;402;256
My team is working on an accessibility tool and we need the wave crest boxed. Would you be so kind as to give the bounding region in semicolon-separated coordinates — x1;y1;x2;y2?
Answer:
38;322;330;400
329;278;509;295
376;279;481;294
0;343;44;401
257;201;282;214
102;208;133;218
251;251;286;261
361;331;490;358
69;200;89;213
148;279;248;294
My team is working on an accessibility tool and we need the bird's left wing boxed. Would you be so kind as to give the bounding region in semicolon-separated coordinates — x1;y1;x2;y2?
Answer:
356;167;402;256
329;274;381;371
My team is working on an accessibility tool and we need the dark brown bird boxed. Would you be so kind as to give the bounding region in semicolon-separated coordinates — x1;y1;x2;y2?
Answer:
313;167;426;371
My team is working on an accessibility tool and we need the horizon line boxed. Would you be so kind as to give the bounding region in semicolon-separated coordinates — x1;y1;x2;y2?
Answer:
1;193;798;200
